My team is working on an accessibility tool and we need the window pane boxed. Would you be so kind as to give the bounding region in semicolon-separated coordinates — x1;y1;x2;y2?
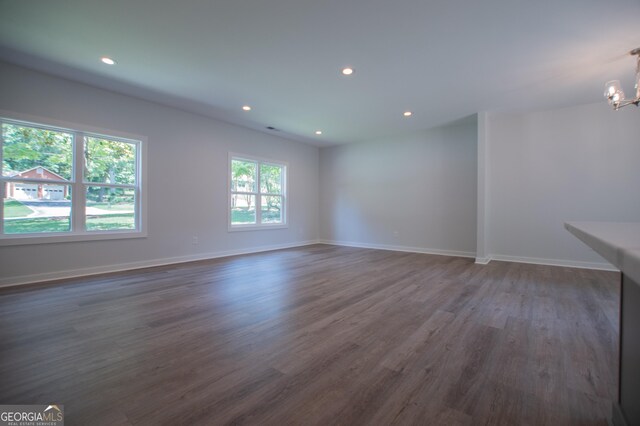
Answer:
2;123;73;180
3;183;71;234
260;163;282;194
231;194;256;224
86;186;135;231
261;195;282;224
85;137;136;185
231;159;256;192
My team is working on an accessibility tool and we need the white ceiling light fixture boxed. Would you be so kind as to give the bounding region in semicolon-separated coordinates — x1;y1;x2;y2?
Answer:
315;130;322;135
403;111;412;117
341;67;354;76
100;56;115;65
604;47;640;110
242;105;251;111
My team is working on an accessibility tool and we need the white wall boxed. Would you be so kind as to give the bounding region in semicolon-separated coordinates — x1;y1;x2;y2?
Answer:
485;103;640;268
319;116;478;256
0;61;319;285
2;61;639;286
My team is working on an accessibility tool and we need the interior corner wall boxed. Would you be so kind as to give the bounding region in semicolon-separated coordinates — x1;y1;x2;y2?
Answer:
0;61;320;286
319;116;478;257
475;111;489;263
485;102;640;268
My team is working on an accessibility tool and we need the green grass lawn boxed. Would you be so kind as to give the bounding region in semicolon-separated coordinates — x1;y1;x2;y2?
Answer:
87;202;134;211
4;216;71;233
4;213;134;234
4;199;33;218
262;209;281;223
231;208;281;224
231;208;256;224
86;213;135;230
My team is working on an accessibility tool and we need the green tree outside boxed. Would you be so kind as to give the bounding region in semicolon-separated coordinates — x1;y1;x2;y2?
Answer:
2;123;73;179
2;123;137;233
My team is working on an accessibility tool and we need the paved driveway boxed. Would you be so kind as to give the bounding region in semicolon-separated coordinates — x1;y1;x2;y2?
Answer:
16;200;130;218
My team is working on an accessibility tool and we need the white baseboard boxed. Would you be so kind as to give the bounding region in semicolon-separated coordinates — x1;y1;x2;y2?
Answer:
2;240;619;289
319;240;618;272
486;254;618;271
317;239;476;259
0;240;321;288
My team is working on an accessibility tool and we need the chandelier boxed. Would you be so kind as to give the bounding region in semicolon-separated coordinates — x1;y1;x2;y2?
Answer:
604;48;640;110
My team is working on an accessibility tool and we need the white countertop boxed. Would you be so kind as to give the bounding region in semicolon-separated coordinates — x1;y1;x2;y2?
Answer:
565;222;640;284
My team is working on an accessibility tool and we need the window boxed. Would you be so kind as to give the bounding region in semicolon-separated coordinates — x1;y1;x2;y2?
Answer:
84;136;137;231
229;154;286;229
1;116;145;244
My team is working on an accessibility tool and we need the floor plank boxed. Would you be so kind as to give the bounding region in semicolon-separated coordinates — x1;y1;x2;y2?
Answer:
0;245;618;425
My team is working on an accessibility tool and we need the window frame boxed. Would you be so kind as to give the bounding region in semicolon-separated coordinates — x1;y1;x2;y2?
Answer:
228;152;288;231
0;112;147;246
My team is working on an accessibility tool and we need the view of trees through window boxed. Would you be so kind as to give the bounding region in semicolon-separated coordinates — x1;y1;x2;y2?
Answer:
2;123;73;233
230;157;285;226
2;123;73;179
84;137;136;231
1;120;139;235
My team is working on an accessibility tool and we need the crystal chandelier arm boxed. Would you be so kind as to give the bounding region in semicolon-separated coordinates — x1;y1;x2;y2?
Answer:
634;48;640;100
604;47;640;110
613;98;640;111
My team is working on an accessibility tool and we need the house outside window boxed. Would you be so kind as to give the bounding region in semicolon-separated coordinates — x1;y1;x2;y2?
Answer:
0;116;146;245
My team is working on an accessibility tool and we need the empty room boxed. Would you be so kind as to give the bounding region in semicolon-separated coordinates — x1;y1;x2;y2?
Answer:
1;1;639;425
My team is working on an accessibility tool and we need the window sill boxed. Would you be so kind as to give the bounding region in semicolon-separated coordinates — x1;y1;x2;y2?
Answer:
228;224;288;232
0;230;147;246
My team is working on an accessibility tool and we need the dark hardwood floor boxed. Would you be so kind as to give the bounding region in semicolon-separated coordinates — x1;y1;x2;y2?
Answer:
0;245;619;425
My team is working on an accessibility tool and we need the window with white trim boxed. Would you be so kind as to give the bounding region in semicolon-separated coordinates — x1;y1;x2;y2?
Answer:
229;154;287;229
1;117;144;243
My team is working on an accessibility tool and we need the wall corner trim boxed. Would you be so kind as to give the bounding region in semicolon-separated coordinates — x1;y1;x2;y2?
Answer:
489;254;617;271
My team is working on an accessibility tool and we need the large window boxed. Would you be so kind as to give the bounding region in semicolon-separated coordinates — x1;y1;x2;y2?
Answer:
229;154;286;229
1;117;144;244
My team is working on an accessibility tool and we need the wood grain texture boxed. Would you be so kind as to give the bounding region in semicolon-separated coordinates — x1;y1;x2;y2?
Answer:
0;245;618;425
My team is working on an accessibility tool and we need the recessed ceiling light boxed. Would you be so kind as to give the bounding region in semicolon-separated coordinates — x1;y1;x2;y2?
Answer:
403;111;412;117
242;105;251;111
315;130;322;135
100;57;116;65
341;67;354;76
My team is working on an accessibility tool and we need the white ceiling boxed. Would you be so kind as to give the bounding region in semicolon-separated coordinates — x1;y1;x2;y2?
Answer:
0;0;639;146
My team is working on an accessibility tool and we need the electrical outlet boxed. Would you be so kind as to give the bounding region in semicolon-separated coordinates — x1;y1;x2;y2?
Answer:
192;236;199;245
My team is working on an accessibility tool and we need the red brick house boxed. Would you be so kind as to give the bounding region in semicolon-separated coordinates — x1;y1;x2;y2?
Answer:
5;166;68;200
